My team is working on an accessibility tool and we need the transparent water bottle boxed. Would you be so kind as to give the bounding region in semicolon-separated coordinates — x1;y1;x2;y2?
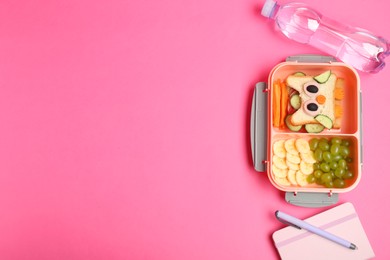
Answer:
261;0;390;73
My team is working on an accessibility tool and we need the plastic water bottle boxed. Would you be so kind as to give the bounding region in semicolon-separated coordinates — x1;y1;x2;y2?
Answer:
261;0;390;73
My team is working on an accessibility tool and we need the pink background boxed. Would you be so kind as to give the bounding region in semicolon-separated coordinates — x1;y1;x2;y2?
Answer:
0;0;389;259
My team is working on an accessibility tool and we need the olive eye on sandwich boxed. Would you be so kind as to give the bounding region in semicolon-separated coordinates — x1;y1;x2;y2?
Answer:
303;82;319;96
303;100;320;116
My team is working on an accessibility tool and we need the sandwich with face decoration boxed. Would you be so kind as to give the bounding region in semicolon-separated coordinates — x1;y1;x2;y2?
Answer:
286;70;341;129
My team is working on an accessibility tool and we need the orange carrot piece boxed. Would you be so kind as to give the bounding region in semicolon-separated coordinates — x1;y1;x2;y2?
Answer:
334;104;343;118
273;80;281;128
335;78;345;100
334;87;345;100
280;82;288;128
316;94;326;105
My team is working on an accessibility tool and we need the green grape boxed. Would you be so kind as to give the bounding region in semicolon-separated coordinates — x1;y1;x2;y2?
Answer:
319;141;330;151
314;169;323;179
323;151;332;162
330;161;338;170
320;163;330;172
331;137;342;145
321;173;332;183
340;146;350;157
332;154;342;162
313;163;320;171
309;138;319;151
335;167;345;178
307;174;316;183
330;144;340;155
334;178;346;188
314;149;323;162
343;171;354;179
338;159;347;169
308;137;354;190
325;181;334;188
319;138;328;143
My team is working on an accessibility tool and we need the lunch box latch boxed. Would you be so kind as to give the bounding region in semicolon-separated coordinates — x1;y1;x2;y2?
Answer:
250;82;268;172
285;192;339;208
286;54;337;63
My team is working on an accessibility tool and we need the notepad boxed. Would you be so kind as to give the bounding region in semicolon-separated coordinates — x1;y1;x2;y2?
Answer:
272;202;375;260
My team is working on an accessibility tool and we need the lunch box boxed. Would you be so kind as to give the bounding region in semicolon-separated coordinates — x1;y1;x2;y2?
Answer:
250;55;362;207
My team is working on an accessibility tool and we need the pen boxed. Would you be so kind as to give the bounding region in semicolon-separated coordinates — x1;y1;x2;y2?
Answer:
275;210;357;250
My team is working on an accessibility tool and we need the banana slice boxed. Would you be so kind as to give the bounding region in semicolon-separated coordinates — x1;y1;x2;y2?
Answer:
272;164;287;178
300;160;314;175
284;139;299;155
273;155;288;169
300;151;316;164
296;170;309;186
273;140;286;158
287;169;298;185
286;152;301;164
286;160;300;171
296;138;310;154
274;176;291;187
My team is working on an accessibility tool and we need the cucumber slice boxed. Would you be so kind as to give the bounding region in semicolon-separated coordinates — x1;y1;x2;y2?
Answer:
314;114;333;129
313;70;331;84
285;115;302;132
289;94;301;110
305;123;325;133
293;72;306;76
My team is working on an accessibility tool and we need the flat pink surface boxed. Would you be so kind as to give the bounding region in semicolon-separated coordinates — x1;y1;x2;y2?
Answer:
0;0;389;259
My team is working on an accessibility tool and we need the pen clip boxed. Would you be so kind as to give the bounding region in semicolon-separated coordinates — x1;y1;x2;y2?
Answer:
275;210;301;230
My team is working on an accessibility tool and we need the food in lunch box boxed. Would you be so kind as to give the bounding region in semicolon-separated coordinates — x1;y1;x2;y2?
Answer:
272;138;315;187
286;70;337;128
272;80;289;128
308;137;354;188
272;137;354;189
273;70;345;133
273;139;287;158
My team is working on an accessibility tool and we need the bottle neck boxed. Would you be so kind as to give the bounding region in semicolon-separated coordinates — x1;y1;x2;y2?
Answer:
269;3;280;20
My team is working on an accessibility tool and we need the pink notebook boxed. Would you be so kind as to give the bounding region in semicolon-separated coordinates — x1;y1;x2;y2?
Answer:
272;203;375;260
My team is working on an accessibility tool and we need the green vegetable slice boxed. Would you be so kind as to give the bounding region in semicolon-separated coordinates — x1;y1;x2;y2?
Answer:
305;123;325;133
313;70;331;84
289;94;301;110
314;114;333;129
293;72;306;76
285;115;302;132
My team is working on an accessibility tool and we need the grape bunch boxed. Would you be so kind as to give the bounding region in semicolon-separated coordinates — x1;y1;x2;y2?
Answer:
306;137;354;188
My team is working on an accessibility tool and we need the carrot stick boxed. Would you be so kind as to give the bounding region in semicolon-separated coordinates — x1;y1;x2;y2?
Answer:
273;80;281;128
280;81;288;128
